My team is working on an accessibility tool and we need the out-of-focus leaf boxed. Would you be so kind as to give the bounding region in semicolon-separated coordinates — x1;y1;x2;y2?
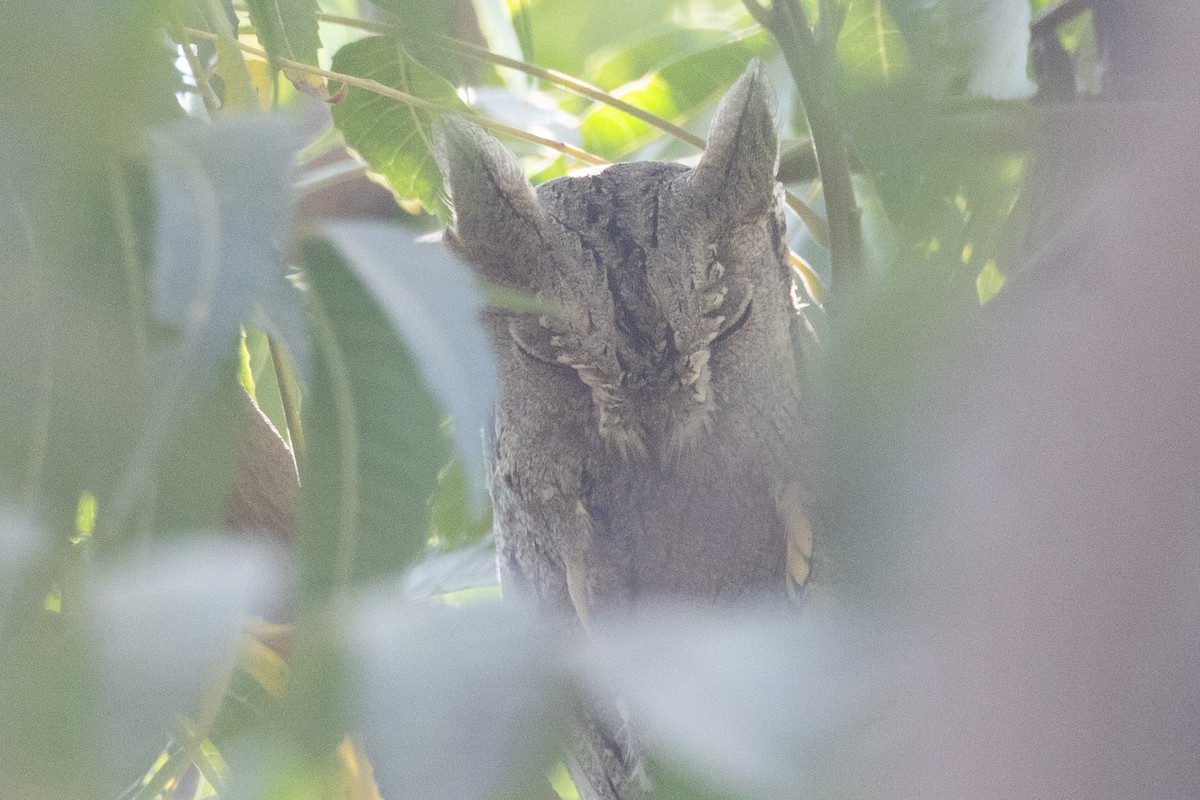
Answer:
430;458;494;547
470;0;530;93
976;259;1006;304
86;537;283;791
349;595;566;800
321;221;496;500
514;0;709;76
582;607;876;800
1;536;281;800
884;0;1035;99
0;599;93;800
592;29;733;90
149;114;302;381
297;236;450;593
0;1;177;529
243;0;324;93
330;37;468;222
242;325;285;433
145;361;243;534
216;34;263;111
399;539;498;601
0;506;44;629
581;35;770;160
837;0;910;85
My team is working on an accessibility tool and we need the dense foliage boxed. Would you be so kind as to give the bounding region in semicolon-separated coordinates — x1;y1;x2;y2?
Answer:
3;1;1195;799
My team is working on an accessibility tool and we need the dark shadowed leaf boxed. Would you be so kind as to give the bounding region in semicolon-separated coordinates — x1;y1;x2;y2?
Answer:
330;37;469;222
349;595;566;800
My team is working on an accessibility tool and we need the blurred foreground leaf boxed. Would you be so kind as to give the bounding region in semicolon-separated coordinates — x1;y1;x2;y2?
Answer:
349;595;567;800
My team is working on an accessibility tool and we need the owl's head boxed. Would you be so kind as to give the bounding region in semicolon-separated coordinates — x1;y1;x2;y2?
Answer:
436;62;794;460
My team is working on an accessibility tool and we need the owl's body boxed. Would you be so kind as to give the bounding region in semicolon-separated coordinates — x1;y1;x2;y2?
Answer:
436;63;814;800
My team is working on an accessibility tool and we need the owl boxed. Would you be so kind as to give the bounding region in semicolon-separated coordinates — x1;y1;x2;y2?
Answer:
435;62;817;800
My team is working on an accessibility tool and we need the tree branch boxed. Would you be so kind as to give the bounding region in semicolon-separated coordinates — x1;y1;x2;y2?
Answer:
743;0;864;302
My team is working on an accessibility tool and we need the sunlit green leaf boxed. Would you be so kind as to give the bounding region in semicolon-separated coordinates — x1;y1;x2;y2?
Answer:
330;37;469;222
244;0;323;91
581;34;770;159
837;0;910;84
976;259;1006;304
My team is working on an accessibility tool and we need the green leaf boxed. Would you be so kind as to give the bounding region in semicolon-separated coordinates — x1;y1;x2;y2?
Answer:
298;236;450;594
349;597;567;800
883;0;1035;99
149;114;304;380
85;537;282;793
0;1;178;530
430;458;493;547
244;0;323;91
591;29;733;90
837;0;910;85
361;0;466;79
976;259;1006;304
581;34;770;160
513;0;710;76
330;37;469;222
319;221;496;496
584;608;869;800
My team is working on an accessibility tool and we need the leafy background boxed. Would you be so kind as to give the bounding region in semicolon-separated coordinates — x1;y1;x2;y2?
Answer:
2;1;1199;799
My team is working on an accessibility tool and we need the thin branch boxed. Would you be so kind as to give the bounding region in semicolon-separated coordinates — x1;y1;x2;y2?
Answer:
185;21;829;293
174;28;222;117
240;7;829;246
183;26;607;166
744;0;863;301
318;12;711;147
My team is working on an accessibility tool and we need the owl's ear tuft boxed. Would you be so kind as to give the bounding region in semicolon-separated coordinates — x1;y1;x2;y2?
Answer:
433;116;545;286
691;60;779;218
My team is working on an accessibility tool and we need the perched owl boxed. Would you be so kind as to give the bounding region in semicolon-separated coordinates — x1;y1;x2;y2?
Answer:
435;62;816;800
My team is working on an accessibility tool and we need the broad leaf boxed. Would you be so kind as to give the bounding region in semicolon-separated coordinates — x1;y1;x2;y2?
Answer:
349;595;566;800
321;221;496;498
86;537;283;793
580;34;770;160
582;607;875;800
298;236;450;594
330;37;469;222
244;0;324;93
0;1;178;530
837;0;910;85
149;114;302;379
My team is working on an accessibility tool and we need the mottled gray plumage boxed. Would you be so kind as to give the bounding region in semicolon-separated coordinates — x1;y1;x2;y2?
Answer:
435;62;815;800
